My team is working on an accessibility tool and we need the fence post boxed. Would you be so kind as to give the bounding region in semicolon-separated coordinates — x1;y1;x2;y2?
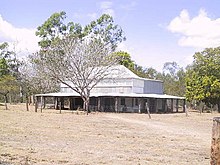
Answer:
211;117;220;164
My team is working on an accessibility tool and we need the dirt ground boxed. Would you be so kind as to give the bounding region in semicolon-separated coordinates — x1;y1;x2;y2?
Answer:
0;104;218;165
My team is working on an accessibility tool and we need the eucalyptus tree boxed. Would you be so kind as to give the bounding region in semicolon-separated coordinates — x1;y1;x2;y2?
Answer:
34;12;126;113
0;75;19;109
33;36;119;114
185;47;220;112
0;42;20;107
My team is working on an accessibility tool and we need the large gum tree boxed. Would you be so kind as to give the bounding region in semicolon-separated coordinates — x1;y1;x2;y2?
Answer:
33;11;126;114
185;47;220;112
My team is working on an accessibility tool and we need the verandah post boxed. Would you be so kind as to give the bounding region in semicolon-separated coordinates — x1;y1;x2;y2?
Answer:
98;97;101;112
138;98;142;113
40;96;43;113
115;97;118;113
183;99;186;112
35;96;38;112
59;97;62;114
176;99;179;112
171;99;174;112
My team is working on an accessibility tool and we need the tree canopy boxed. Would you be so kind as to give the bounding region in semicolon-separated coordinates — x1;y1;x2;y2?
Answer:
0;42;11;76
36;11;126;50
185;47;220;111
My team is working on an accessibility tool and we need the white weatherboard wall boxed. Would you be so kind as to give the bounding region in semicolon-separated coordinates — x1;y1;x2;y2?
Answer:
91;78;133;94
132;79;144;94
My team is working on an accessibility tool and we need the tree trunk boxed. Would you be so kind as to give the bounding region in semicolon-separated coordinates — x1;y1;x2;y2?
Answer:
83;97;90;115
218;103;220;113
26;94;29;111
86;97;90;115
35;96;38;112
4;94;8;110
185;105;189;117
59;100;61;114
9;94;12;104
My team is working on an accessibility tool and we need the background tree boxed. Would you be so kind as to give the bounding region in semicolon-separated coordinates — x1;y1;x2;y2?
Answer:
0;42;19;107
155;62;185;96
143;67;158;79
115;51;135;70
34;12;125;114
0;42;11;76
114;51;186;96
185;47;220;112
0;75;19;109
19;59;59;111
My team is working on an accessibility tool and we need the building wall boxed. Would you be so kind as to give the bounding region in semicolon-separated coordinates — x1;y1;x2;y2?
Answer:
60;76;163;95
143;80;163;94
92;78;133;94
91;86;132;94
97;79;133;86
60;78;164;95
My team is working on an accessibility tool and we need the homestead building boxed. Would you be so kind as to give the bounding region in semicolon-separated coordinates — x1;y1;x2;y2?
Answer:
36;65;185;113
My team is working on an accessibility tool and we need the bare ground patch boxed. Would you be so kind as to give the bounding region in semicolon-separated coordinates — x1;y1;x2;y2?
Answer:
0;104;218;164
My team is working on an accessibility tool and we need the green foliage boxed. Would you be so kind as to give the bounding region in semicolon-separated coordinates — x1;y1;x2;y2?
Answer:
0;42;20;78
0;58;9;77
84;14;126;50
0;42;10;76
0;75;19;96
115;51;135;70
36;12;126;50
144;67;158;79
185;47;220;109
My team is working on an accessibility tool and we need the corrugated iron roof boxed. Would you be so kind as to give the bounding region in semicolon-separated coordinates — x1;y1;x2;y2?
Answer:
35;92;185;99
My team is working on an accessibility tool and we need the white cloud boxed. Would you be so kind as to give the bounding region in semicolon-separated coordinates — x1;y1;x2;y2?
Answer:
0;15;39;57
168;9;220;48
100;1;115;17
120;1;137;11
87;13;98;20
73;12;84;19
100;1;112;9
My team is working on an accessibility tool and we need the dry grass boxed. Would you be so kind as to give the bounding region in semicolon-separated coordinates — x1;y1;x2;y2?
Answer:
0;104;218;164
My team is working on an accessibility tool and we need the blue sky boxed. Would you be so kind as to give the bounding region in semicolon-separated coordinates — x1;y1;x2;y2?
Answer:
1;0;220;71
